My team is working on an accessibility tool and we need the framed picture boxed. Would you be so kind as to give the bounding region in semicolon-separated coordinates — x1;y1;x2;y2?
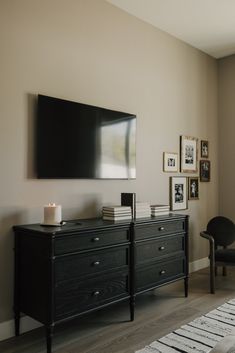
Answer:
188;177;199;200
170;176;188;211
201;140;209;158
163;152;178;172
200;160;210;182
180;135;198;173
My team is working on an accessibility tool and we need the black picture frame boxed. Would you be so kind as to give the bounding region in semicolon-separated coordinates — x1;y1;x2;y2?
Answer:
200;160;210;182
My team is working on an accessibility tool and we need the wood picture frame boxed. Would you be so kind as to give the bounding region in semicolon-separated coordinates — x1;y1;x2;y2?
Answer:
188;177;199;200
201;140;209;158
163;152;178;172
170;176;188;211
180;135;198;173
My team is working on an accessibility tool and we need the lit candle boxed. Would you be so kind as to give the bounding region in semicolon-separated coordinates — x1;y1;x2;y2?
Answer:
44;203;62;225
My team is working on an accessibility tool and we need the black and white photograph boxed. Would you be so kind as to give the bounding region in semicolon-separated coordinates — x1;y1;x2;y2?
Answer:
200;160;210;182
163;152;178;172
188;177;199;200
180;135;198;173
170;176;188;210
201;140;209;158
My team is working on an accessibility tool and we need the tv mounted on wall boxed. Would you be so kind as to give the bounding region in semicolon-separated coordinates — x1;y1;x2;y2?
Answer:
36;94;136;179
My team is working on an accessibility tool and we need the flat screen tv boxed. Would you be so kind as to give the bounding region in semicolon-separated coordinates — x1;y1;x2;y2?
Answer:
36;95;136;179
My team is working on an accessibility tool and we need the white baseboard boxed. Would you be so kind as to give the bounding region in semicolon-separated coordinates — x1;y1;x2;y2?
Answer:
189;257;209;273
0;315;42;342
0;257;209;342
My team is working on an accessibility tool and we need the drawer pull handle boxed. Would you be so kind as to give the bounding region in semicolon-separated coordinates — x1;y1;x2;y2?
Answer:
159;227;165;231
160;270;166;275
93;291;100;296
93;261;100;266
92;237;100;242
159;246;165;251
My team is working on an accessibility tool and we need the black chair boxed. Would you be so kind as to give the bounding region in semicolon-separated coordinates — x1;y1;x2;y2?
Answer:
200;216;235;294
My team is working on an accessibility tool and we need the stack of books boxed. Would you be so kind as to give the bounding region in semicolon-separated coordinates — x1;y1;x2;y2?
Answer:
151;204;170;217
135;202;151;219
102;206;132;221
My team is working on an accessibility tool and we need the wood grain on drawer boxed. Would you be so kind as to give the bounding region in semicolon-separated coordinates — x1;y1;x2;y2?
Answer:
135;220;185;240
55;272;129;320
136;258;185;292
136;234;184;265
55;246;129;282
55;228;129;255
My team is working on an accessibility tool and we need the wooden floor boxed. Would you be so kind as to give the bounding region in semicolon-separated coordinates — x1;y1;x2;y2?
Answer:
1;267;235;353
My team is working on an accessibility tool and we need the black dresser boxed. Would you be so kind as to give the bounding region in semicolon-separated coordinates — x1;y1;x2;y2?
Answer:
13;214;188;353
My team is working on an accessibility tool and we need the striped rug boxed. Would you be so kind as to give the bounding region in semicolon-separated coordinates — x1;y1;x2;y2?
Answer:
136;298;235;353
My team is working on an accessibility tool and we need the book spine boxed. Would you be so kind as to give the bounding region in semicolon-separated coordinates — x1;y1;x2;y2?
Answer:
103;216;132;221
102;206;131;210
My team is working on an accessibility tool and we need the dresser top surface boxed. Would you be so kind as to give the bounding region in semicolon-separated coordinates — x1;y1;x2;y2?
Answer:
13;213;188;236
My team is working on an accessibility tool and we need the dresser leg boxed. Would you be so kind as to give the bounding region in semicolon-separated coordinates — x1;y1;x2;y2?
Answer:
184;277;188;297
14;311;20;336
46;326;54;353
130;296;135;321
14;234;20;337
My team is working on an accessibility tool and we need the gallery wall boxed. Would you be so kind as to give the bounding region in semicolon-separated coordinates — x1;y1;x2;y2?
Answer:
0;0;218;327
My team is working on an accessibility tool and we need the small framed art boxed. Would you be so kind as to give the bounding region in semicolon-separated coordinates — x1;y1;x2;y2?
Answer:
201;140;209;158
180;135;198;173
188;177;199;200
200;160;210;182
170;176;188;211
163;152;178;172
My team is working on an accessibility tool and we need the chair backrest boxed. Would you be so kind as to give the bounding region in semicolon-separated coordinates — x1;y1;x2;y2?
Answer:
206;216;235;247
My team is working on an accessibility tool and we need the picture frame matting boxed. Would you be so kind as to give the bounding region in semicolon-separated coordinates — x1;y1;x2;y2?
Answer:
163;152;178;172
180;135;198;173
170;176;188;211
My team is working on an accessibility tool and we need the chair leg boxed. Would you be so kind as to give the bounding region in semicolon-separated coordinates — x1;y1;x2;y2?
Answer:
215;266;217;276
223;266;227;276
210;255;215;294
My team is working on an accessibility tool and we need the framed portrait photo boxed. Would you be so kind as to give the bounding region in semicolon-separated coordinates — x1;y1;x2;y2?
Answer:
180;135;198;173
201;140;209;158
200;160;210;182
188;177;199;200
163;152;178;172
170;176;188;211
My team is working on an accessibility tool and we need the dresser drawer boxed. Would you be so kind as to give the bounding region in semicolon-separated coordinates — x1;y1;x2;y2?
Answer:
135;220;185;240
136;234;184;265
55;228;129;255
136;258;185;292
55;246;129;282
55;272;129;320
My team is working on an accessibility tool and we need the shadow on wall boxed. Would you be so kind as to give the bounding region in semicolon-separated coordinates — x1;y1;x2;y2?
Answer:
26;93;37;179
62;195;103;221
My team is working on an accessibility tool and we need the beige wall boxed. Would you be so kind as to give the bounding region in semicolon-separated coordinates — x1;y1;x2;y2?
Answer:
218;55;235;221
0;0;218;323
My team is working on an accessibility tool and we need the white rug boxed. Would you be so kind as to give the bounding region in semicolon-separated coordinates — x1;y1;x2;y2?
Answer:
136;299;235;353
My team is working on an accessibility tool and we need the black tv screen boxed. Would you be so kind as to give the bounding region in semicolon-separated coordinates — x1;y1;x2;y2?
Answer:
36;95;136;179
